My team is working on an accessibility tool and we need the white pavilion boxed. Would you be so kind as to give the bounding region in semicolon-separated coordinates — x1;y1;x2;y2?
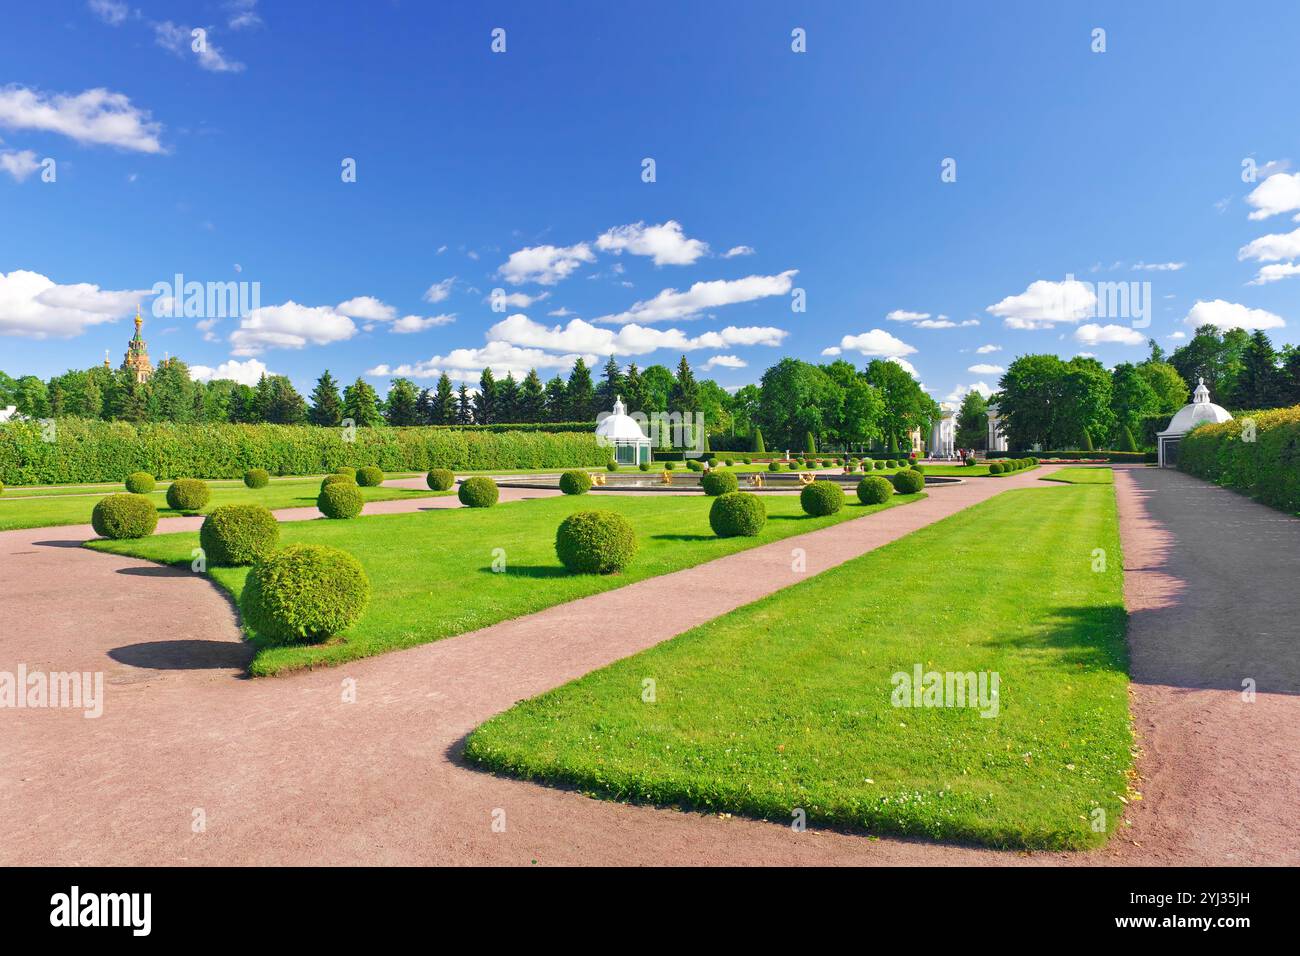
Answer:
595;395;653;466
1157;377;1232;468
928;405;958;458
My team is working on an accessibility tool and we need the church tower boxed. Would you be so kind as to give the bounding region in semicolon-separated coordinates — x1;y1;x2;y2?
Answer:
121;308;153;383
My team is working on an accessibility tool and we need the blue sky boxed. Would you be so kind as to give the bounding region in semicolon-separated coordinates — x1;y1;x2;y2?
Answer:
2;0;1298;405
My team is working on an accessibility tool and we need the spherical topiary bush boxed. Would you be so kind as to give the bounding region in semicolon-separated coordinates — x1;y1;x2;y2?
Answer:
606;460;619;472
874;460;886;470
318;480;364;519
200;504;279;566
356;465;384;487
244;468;270;489
91;493;158;539
700;469;739;497
124;471;155;494
458;476;499;508
857;475;894;505
639;461;651;471
989;462;1004;475
742;456;753;464
321;473;355;492
240;544;370;645
768;461;782;472
686;459;704;472
800;480;845;516
335;466;357;479
166;478;210;512
555;510;638;574
912;464;926;475
426;468;456;491
559;470;594;495
884;459;897;469
788;461;801;471
709;491;766;538
892;468;925;493
664;461;677;471
724;459;735;467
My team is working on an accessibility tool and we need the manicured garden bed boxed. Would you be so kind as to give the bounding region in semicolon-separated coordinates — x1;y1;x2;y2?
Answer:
464;482;1131;851
88;489;923;676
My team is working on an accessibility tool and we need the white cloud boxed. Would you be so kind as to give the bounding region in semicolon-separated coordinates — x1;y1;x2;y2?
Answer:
1247;262;1300;285
722;245;755;258
498;242;595;285
0;86;163;153
975;344;1002;354
152;21;245;73
987;279;1096;329
1131;261;1185;271
336;296;396;321
486;289;549;308
190;357;271;386
834;328;917;357
886;310;930;322
1183;299;1285;331
390;314;455;334
547;307;575;317
423;277;455;303
486;313;786;357
967;363;1004;374
87;0;128;25
229;301;356;355
226;1;262;30
1246;173;1300;221
596;220;708;266
1238;226;1300;262
701;355;746;371
820;346;842;357
1168;331;1186;340
887;356;919;377
915;316;978;329
595;270;797;324
367;341;588;383
1075;323;1146;346
0;269;150;338
0;149;40;182
945;382;993;402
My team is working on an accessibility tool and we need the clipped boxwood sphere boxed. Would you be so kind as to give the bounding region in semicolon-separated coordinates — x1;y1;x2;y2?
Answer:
555;510;638;574
124;471;155;494
892;468;925;493
200;504;279;566
989;462;1004;475
559;470;594;495
724;459;735;467
356;465;384;487
244;468;270;489
857;475;894;504
606;460;620;472
92;493;158;539
459;475;499;508
240;544;370;645
767;461;781;472
709;491;766;538
426;468;456;491
638;461;651;471
318;480;365;518
321;473;355;491
873;460;885;470
700;469;739;497
800;479;845;516
335;466;357;478
166;478;211;512
686;459;704;472
664;461;677;471
787;461;801;471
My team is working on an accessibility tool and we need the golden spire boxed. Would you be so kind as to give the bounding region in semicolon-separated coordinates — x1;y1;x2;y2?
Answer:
134;306;143;333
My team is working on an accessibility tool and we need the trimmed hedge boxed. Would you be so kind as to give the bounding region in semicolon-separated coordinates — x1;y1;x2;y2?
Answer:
459;476;499;508
240;543;371;645
709;491;766;538
200;504;280;566
857;475;894;504
165;478;210;511
0;419;611;485
125;471;155;494
356;465;384;487
996;450;1155;463
700;470;740;497
892;469;925;493
321;473;354;491
244;468;270;489
426;468;455;491
555;510;638;574
91;493;158;539
318;480;364;519
1179;406;1300;515
559;470;594;495
800;480;844;516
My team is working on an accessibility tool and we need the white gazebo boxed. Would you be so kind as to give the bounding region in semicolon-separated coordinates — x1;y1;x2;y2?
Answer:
1157;377;1232;468
928;405;958;459
595;395;653;466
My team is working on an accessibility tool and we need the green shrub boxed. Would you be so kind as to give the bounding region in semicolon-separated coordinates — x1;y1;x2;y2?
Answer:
912;464;926;474
768;461;781;472
800;480;844;516
318;480;364;518
639;461;651;471
724;459;735;467
125;471;155;494
989;462;1004;475
200;504;280;566
884;459;896;469
788;461;801;471
165;478;210;511
686;459;704;472
892;469;925;493
709;491;766;538
873;460;885;470
240;544;370;645
321;473;354;491
1179;405;1300;515
664;461;677;471
555;510;638;574
559;470;594;495
606;460;620;472
335;466;357;478
426;468;455;491
244;468;270;488
91;493;158;539
356;465;384;487
458;476;499;508
857;475;894;504
701;470;740;497
742;456;753;464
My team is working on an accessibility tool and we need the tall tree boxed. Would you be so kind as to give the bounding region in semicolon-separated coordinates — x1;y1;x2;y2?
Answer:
146;358;195;423
518;369;546;422
308;370;344;426
862;359;938;451
414;387;434;425
342;378;383;427
621;363;647;416
497;371;521;423
1136;361;1189;415
566;358;596;421
384;377;420;426
595;355;623;412
639;364;674;413
261;375;307;424
456;384;473;424
474;368;498;424
433;373;457;425
1234;329;1282;409
543;375;568;422
954;390;988;449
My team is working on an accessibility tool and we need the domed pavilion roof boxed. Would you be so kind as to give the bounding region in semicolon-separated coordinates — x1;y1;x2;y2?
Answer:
594;396;650;441
1162;377;1232;436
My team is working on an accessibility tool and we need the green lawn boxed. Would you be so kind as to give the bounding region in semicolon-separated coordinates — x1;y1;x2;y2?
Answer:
464;482;1132;851
0;477;445;531
1042;467;1114;485
89;489;923;676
